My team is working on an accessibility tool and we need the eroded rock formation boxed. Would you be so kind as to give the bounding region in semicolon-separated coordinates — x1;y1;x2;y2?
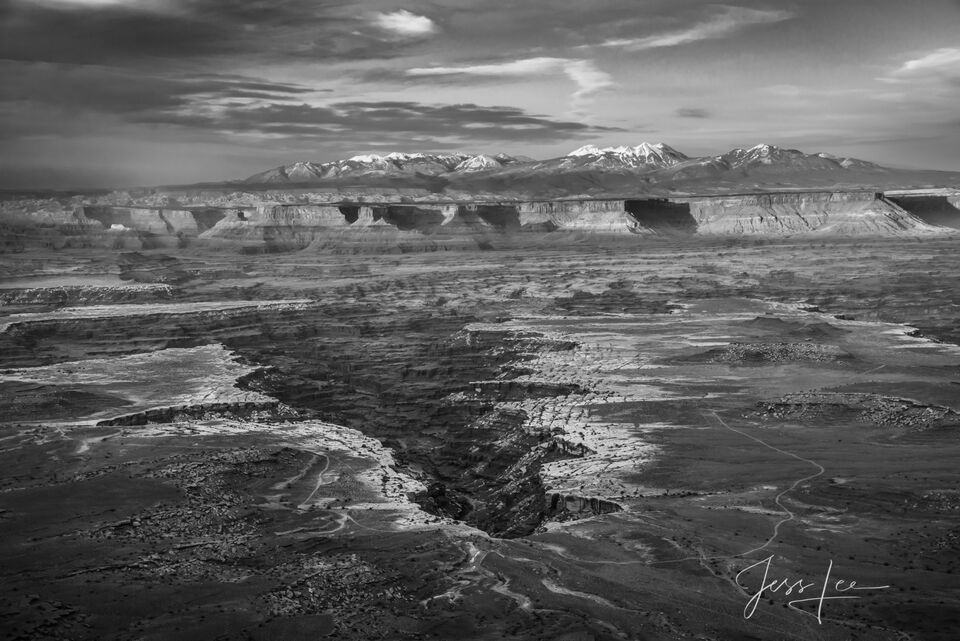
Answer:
2;190;955;253
680;191;937;235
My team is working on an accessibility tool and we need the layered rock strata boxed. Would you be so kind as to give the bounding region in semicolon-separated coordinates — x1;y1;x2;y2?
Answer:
1;191;953;253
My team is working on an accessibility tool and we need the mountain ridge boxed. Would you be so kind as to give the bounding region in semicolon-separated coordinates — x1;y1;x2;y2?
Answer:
246;152;532;184
246;143;886;184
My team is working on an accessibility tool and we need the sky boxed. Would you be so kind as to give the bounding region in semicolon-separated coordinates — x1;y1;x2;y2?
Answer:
1;0;959;188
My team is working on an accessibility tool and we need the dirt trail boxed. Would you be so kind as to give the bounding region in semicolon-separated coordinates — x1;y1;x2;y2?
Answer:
706;411;826;559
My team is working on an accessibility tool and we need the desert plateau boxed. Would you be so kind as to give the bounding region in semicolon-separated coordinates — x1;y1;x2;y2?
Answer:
3;1;960;639
3;141;960;640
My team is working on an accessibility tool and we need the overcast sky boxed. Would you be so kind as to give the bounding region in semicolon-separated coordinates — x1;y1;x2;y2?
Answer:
1;0;959;188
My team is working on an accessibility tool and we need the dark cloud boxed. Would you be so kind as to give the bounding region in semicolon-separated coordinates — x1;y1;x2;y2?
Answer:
191;75;320;94
356;66;522;86
675;107;711;118
0;0;788;73
0;0;731;68
0;62;321;122
289;35;430;62
0;0;415;64
0;2;233;63
135;100;621;142
0;58;611;147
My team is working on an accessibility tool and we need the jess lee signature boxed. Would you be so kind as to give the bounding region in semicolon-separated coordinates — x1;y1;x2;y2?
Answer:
736;555;890;623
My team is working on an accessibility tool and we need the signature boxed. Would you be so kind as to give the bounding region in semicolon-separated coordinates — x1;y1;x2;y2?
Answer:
736;555;890;623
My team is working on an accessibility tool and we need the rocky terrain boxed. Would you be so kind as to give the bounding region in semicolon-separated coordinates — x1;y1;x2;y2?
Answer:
1;142;959;640
2;235;960;640
2;190;958;254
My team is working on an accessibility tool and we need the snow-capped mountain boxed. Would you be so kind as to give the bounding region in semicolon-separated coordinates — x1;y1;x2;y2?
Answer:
249;161;327;183
564;143;689;169
376;152;469;174
246;152;527;183
454;154;502;172
718;144;879;171
243;143;897;194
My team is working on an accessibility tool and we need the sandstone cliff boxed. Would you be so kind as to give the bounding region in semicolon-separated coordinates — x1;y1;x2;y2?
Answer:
887;194;960;230
678;192;942;235
2;190;955;253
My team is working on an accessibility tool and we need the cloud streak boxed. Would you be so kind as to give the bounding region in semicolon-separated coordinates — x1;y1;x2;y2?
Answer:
0;0;422;64
890;48;960;76
406;57;614;113
0;63;320;121
879;48;960;99
0;94;618;148
122;99;621;143
597;5;793;51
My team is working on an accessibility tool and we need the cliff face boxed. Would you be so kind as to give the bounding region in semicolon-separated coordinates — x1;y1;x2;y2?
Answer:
199;205;349;251
198;201;650;250
887;195;960;230
1;191;954;253
516;200;643;233
0;198;101;251
83;206;180;235
1;205;231;251
200;204;455;251
680;192;942;235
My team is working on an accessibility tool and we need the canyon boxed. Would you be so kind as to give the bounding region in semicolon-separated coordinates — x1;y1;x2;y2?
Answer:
3;235;960;641
1;143;959;641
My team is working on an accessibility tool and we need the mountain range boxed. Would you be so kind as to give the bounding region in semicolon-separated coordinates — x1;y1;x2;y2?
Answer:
246;152;535;183
249;143;876;181
236;143;960;197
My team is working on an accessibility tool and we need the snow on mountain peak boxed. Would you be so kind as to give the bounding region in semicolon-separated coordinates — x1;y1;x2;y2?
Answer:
720;144;794;164
348;154;387;164
345;152;483;171
454;154;503;172
566;142;687;168
247;142;886;185
383;152;458;162
567;144;602;157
